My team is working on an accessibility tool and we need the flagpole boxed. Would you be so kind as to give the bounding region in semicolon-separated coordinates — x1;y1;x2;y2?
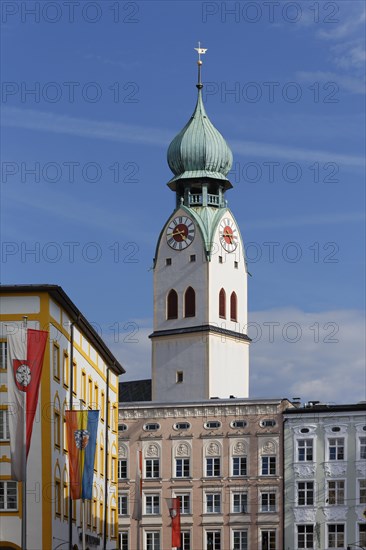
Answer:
22;316;27;550
79;398;86;550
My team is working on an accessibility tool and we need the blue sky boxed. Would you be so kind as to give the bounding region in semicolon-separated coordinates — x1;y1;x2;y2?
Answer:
1;0;365;404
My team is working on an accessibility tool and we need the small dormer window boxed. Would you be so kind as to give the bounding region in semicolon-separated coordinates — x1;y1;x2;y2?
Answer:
231;420;247;429
332;427;341;432
204;421;221;430
260;419;276;428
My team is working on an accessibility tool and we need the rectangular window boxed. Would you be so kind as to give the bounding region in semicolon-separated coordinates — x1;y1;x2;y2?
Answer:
72;360;77;396
176;371;184;383
146;532;160;550
55;479;61;516
328;524;344;548
329;438;344;460
119;532;129;550
232;456;247;476
298;439;313;461
360;436;366;459
297;525;314;549
190;255;196;262
359;524;366;547
88;377;93;407
261;456;276;475
0;480;18;510
206;531;221;550
145;494;160;515
118;459;127;479
54;410;61;448
260;492;276;512
0;409;10;441
177;494;190;515
219;256;223;264
145;459;160;479
118;494;128;515
166;258;172;266
63;351;69;387
101;390;105;422
206;493;221;514
53;343;60;380
297;481;314;506
206;457;221;477
181;531;191;550
359;479;366;504
328;480;345;505
234;261;238;269
261;530;276;550
0;340;7;370
175;458;190;478
232;493;247;514
94;383;98;409
81;371;86;402
233;530;248;550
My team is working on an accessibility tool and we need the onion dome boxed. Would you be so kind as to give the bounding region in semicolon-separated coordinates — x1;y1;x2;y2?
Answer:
167;88;233;188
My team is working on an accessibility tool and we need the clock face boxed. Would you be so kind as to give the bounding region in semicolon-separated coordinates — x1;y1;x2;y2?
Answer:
166;216;195;250
15;364;32;387
219;217;238;253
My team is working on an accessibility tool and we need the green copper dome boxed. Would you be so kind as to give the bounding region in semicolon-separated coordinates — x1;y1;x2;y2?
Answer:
167;88;233;186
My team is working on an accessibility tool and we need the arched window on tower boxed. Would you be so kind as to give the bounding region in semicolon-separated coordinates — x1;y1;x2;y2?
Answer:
230;292;238;322
219;288;226;319
167;289;178;320
184;287;196;318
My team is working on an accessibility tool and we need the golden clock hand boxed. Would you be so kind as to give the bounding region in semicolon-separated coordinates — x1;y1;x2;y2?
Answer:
171;229;187;240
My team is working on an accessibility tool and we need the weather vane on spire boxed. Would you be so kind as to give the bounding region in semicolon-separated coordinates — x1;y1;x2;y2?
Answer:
194;42;207;89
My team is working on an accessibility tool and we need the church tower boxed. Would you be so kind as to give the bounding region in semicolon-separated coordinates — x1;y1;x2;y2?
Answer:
150;51;250;402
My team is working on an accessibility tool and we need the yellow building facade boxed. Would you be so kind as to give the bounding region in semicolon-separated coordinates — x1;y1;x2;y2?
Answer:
0;285;124;550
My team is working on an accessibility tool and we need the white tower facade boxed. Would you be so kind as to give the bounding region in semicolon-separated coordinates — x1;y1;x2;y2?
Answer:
150;73;250;402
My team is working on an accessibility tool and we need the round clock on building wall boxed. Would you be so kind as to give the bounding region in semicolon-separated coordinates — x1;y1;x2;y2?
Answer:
219;217;238;253
166;216;195;250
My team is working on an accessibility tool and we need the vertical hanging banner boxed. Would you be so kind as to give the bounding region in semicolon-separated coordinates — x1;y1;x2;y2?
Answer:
65;410;99;499
169;497;181;549
7;327;48;480
132;449;142;520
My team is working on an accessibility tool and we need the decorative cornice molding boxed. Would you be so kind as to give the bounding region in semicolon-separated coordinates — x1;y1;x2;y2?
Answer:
149;324;251;342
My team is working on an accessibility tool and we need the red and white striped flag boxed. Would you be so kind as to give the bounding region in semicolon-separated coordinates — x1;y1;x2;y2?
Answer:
7;327;48;480
132;449;142;520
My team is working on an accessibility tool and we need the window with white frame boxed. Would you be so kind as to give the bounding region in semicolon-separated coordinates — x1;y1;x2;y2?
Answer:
297;481;314;506
328;438;344;460
205;493;221;514
297;525;314;549
146;531;160;550
297;439;314;461
119;532;129;550
175;458;190;478
261;530;276;550
206;531;221;550
359;436;366;459
52;342;60;380
232;456;247;476
145;494;160;515
0;340;7;370
233;530;248;550
232;492;248;514
260;491;276;512
0;409;10;441
180;531;191;550
359;523;366;547
206;457;221;477
118;458;127;479
145;458;160;479
327;524;344;548
176;493;191;515
359;479;366;504
118;493;128;515
261;456;276;475
327;480;345;505
0;480;18;510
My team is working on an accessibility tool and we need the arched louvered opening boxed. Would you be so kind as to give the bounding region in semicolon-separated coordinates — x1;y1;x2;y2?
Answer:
230;292;238;322
167;289;178;320
184;286;196;318
219;288;226;319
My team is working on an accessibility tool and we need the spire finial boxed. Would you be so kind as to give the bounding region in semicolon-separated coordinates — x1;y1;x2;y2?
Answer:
194;42;207;89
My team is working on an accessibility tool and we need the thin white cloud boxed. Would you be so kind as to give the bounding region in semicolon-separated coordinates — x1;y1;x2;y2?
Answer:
317;5;366;40
296;70;365;95
3;107;364;169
